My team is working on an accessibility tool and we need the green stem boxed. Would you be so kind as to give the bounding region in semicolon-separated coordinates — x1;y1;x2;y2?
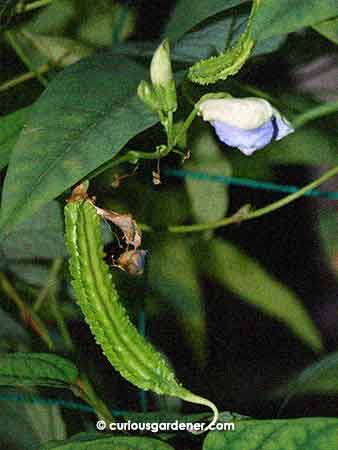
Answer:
37;258;75;352
5;30;48;87
172;107;199;148
0;272;54;349
49;292;75;352
87;146;170;180
77;376;115;423
0;64;50;93
141;165;338;234
16;0;52;13
167;110;174;148
293;100;338;128
33;257;63;312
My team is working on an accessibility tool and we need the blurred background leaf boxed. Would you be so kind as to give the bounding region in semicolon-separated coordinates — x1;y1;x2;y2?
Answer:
275;351;338;402
185;124;231;223
147;236;206;365
200;239;323;353
0;387;66;450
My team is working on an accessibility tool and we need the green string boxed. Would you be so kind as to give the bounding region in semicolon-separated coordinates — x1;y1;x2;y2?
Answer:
165;169;338;200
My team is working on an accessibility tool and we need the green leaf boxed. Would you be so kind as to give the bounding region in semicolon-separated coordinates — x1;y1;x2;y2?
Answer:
165;0;245;42
251;0;338;41
276;351;338;405
313;17;338;45
1;201;66;260
185;125;231;223
187;0;258;85
317;210;338;276
16;30;92;68
0;107;29;170
0;353;78;389
0;307;29;345
202;240;323;352
41;434;175;450
0;388;66;450
148;236;206;364
203;417;338;450
23;0;75;35
267;126;337;166
0;55;158;235
172;13;285;64
8;262;50;286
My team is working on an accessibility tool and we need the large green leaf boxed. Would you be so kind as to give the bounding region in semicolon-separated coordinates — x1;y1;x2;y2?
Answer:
0;353;78;389
41;434;175;450
313;17;338;45
201;240;323;352
165;0;246;42
203;417;338;450
172;12;285;64
148;236;206;364
0;55;158;235
0;107;30;170
251;0;338;41
1;201;66;260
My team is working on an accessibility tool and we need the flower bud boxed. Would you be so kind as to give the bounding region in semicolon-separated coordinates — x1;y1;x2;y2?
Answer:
137;80;160;111
150;39;173;88
198;97;294;155
149;39;177;112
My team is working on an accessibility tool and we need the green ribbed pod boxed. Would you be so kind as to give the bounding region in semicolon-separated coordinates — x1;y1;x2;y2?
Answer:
64;199;218;431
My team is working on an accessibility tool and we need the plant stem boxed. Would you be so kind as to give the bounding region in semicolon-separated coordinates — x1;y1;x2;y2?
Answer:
16;0;52;13
173;107;199;148
0;64;50;92
5;30;48;87
49;292;75;352
77;376;115;423
87;146;171;180
34;258;75;352
33;257;63;312
0;272;54;348
293;100;338;128
141;164;338;234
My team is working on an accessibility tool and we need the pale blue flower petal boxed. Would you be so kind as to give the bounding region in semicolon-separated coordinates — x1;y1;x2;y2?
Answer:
212;119;275;156
273;113;294;140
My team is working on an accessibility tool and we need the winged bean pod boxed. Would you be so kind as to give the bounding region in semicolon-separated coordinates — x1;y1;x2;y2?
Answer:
64;199;218;431
188;0;260;85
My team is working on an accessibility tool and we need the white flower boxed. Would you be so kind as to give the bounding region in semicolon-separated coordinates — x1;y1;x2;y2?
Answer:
198;97;294;155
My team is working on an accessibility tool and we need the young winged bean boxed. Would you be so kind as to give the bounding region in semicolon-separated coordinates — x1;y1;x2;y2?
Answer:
188;0;260;85
64;199;218;431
